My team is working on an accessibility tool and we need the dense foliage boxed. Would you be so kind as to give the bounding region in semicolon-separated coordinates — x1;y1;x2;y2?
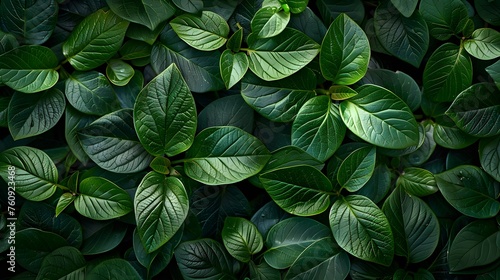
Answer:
0;0;499;279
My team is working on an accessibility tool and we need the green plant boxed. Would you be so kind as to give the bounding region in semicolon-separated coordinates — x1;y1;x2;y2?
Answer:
0;0;499;279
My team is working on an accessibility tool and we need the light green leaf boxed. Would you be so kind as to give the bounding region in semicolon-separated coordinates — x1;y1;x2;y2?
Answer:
320;13;370;85
8;89;65;140
435;165;500;218
448;219;500;271
337;146;376;192
264;217;331;269
292;95;346;162
197;94;254;133
220;50;249;89
390;0;418;17
37;246;86;280
251;6;290;38
464;28;500;60
382;187;440;263
0;146;58;201
184;126;270;185
87;259;141;280
397;167;438;197
286;0;309;14
135;172;189;253
63;8;129;71
423;43;472;102
0;46;59;93
56;193;76;217
79;109;153;173
479;137;500;182
261;165;333;216
65;71;121;116
74;177;133;220
329;195;394;266
134;64;197;157
374;1;428;67
419;0;469;40
247;27;320;81
175;238;237;280
339;84;419;149
0;0;57;44
149;157;171;175
170;11;229;51
328;85;357;101
241;69;316;122
172;0;203;14
222;217;264;263
106;59;135;86
486;59;500;90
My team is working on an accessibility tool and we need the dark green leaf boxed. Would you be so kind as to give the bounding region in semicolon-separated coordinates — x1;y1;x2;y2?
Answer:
87;259;141;280
475;0;500;26
0;146;58;201
251;6;290;38
486;59;500;90
119;39;152;60
0;30;18;54
79;109;153;173
197;94;254;133
63;8;129;71
220;50;249;89
226;27;243;52
433;117;478;149
337;146;376;192
80;220;127;255
126;22;166;45
354;163;392;204
289;7;327;44
172;0;203;14
249;261;281;280
114;70;144;109
251;201;291;239
435;165;500;218
320;13;370;85
479;137;500;182
464;28;500;60
204;0;239;21
390;0;418;17
419;0;469;40
329;195;394;266
222;217;264;263
0;46;59;93
37;246;86;279
64;105;97;163
397;167;438;197
8;89;65;140
135;172;189;253
106;59;135;86
134;64;197;157
107;0;175;30
316;0;364;25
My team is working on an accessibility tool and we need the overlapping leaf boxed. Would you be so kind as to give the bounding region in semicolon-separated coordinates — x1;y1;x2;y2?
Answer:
107;0;176;30
464;28;500;60
220;50;249;89
222;217;263;263
419;0;469;40
479;137;500;182
251;6;290;38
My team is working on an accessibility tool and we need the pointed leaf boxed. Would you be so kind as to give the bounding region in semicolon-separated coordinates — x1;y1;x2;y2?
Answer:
37;246;86;280
226;27;243;52
0;46;59;93
464;28;500;60
74;177;133;220
64;106;97;163
339;84;419;149
486;60;500;91
479;137;500;182
63;8;129;71
329;195;394;266
172;0;203;13
0;30;18;54
397;167;438;197
106;59;134;86
315;0;364;26
56;193;76;217
475;0;500;26
433;117;478;149
106;0;175;30
220;50;249;89
249;261;281;280
87;259;141;280
251;6;290;38
390;0;418;17
320;13;370;85
337;146;376;192
222;217;264;263
328;85;357;101
419;0;469;40
184;126;270;185
134;64;197;157
0;146;58;201
197;94;254;133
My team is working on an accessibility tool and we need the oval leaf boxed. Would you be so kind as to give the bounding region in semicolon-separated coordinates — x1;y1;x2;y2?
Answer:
197;94;254;133
479;137;500;182
37;247;86;280
87;259;141;280
464;28;500;60
106;0;176;30
220;50;249;89
419;0;469;40
106;59;134;86
222;217;264;263
251;6;290;39
397;167;438;197
337;146;376;192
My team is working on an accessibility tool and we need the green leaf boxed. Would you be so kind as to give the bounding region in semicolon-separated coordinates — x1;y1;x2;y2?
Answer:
64;105;97;163
175;238;237;280
106;59;135;86
329;195;394;266
288;7;327;44
337;146;376;192
37;246;86;280
354;163;392;204
226;27;243;52
79;221;127;255
114;70;144;109
435;165;500;218
8;89;65;140
135;172;189;253
446;83;500;137
264;217;331;269
382;187;440;263
74;176;133;220
475;0;500;26
0;0;57;44
423;43;472;102
419;0;469;40
152;25;224;92
184;126;270;185
374;2;428;67
87;259;142;280
16;228;68;273
251;201;291;240
249;261;281;280
0;146;58;201
197;94;254;133
241;69;316;122
261;165;333;216
220;50;249;89
172;0;203;14
390;0;418;17
119;39;152;60
397;167;438;197
149;157;171;175
479;137;500;182
63;8;129;71
284;238;350;280
291;95;346;162
448;219;500;271
358;69;421;112
486;59;500;91
0;29;19;54
56;193;76;217
433;117;478;149
464;28;500;60
339;84;419;149
78;109;153;173
0;46;59;93
247;27;320;81
328;85;357;101
170;11;229;51
286;0;309;14
316;0;364;26
65;71;121;116
134;64;197;157
320;13;370;85
107;0;175;30
251;6;290;38
222;217;264;263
